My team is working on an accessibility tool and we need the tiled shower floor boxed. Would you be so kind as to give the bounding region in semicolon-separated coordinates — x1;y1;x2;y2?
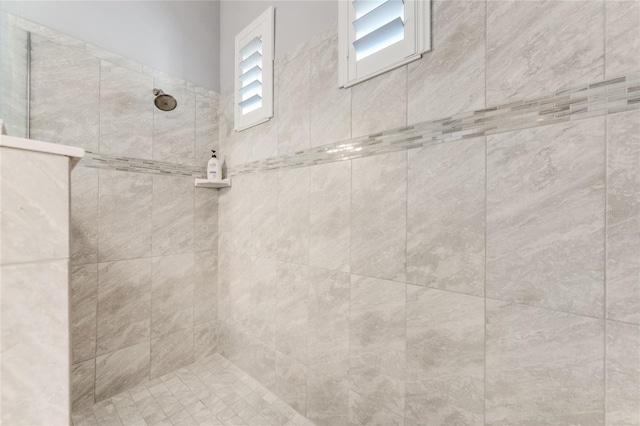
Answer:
72;354;314;426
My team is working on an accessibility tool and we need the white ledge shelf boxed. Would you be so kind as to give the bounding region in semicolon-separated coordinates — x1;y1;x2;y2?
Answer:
195;178;231;188
0;134;85;168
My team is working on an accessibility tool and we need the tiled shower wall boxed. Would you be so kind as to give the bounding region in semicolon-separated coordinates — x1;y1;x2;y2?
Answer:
5;16;221;412
216;1;640;425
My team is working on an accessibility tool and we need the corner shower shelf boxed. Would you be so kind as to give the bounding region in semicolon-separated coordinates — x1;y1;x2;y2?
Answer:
194;178;231;188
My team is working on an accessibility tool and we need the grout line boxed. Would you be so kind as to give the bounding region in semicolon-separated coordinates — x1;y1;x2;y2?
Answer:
484;134;489;425
149;173;156;384
603;0;608;80
403;146;409;422
1;256;72;268
217;247;640;325
26;31;31;139
403;262;408;422
602;2;609;424
93;57;102;404
483;0;489;411
603;101;609;425
347;154;354;421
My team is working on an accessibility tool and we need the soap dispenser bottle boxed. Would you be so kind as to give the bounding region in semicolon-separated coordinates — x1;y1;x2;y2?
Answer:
207;150;220;181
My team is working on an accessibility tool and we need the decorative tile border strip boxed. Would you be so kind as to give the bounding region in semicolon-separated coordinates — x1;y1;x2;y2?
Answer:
79;72;639;179
80;152;205;177
229;72;640;177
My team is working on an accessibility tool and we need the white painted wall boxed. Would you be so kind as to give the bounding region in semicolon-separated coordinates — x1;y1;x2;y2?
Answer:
1;0;221;90
219;0;337;91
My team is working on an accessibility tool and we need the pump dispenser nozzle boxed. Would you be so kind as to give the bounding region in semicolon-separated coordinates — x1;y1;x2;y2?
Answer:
207;150;220;181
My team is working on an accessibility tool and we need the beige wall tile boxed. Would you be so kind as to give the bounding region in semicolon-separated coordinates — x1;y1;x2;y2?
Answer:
152;176;194;256
606;110;640;324
97;258;152;355
194;320;218;361
218;175;252;255
307;267;349;383
217;321;231;361
71;359;95;413
217;251;231;324
485;300;604;425
406;286;484;425
0;260;70;424
349;274;406;416
309;161;351;272
408;0;486;124
151;253;194;338
95;342;150;401
251;172;279;259
307;370;348;426
407;138;485;296
277;50;310;155
606;0;640;77
150;329;194;380
277;167;310;264
194;187;218;253
243;112;278;162
195;93;219;170
225;252;252;333
98;170;152;262
487;0;604;104
276;262;309;364
250;339;276;390
251;257;277;346
29;33;100;151
0;149;69;265
219;324;253;373
487;119;605;317
100;61;153;158
275;352;308;415
194;250;218;325
606;321;640;425
352;66;407;138
71;264;98;364
348;391;404;426
310;35;351;146
70;166;98;265
351;151;407;282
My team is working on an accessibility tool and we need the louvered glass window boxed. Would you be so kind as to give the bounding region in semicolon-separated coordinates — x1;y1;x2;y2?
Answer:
234;7;274;131
238;37;263;114
339;0;430;87
353;0;405;60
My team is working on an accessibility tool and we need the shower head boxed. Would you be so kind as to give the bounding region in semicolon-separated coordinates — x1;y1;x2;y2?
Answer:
153;88;177;111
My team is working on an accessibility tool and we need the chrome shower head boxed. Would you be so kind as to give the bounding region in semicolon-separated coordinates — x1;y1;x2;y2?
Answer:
153;88;177;111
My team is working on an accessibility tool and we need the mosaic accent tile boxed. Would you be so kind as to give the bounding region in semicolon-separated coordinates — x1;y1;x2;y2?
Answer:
80;152;205;176
73;73;640;181
229;73;640;178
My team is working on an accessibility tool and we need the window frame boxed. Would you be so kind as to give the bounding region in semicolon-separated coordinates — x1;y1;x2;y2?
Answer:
234;6;275;132
338;0;431;88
